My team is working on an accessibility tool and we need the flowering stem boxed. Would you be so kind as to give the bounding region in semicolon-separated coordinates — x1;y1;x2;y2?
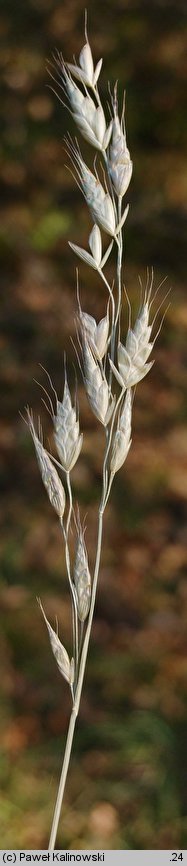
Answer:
44;22;137;854
115;197;123;338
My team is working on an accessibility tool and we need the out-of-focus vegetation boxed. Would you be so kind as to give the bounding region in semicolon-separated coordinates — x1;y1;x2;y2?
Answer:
1;0;187;850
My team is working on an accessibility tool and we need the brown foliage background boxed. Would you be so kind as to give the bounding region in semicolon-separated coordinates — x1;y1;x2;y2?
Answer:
1;0;187;849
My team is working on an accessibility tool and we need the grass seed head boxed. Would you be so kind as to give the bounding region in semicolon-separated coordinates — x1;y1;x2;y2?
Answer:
67;23;103;88
110;389;132;475
61;63;111;151
109;85;133;197
81;331;114;425
54;376;83;473
27;410;66;519
89;225;102;265
38;599;74;685
79;307;109;360
73;519;91;622
66;140;117;236
110;288;155;388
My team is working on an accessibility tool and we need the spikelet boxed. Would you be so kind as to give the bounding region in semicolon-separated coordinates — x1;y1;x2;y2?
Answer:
88;225;102;265
69;224;113;272
109;86;133;198
110;293;154;389
54;372;83;473
38;599;74;686
66;140;130;237
67;37;103;88
73;518;91;622
79;163;116;236
27;410;66;519
66;140;117;237
81;330;114;426
110;389;132;475
80;306;109;361
59;63;112;152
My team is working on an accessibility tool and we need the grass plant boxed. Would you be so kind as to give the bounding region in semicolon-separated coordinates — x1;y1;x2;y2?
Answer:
25;15;167;850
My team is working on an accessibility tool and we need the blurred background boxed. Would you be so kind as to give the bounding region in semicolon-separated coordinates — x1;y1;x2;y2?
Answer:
1;0;187;850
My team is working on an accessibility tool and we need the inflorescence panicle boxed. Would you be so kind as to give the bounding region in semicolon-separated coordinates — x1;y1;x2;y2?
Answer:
27;16;167;701
25;10;168;712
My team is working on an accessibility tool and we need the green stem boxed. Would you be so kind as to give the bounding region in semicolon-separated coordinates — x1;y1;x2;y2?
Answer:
48;704;78;851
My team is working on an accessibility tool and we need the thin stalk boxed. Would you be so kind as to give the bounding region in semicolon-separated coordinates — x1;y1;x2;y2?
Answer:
66;471;73;536
98;267;115;373
102;470;114;511
115;196;122;336
98;267;115;337
48;703;78;851
65;472;79;675
93;84;104;114
78;620;84;661
60;519;79;678
98;198;122;395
